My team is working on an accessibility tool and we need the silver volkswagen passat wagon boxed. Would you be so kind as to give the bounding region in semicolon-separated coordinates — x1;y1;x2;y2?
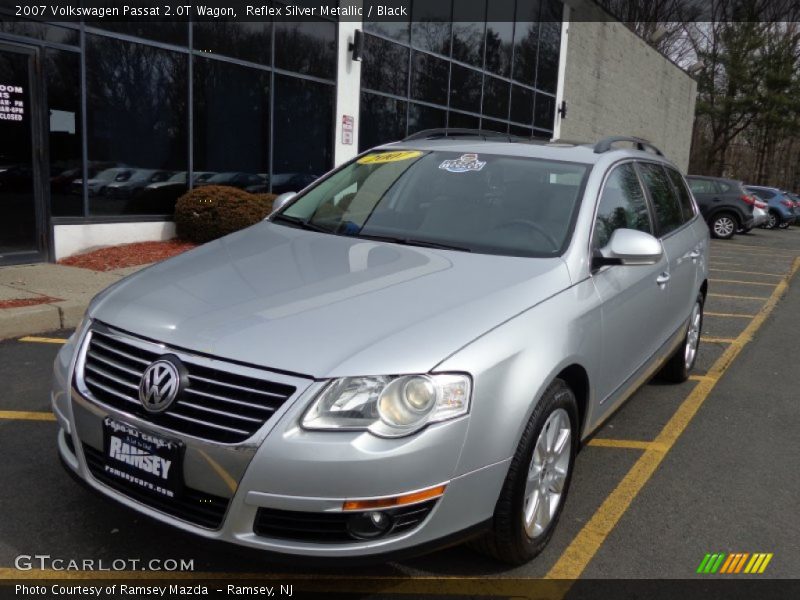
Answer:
53;132;708;564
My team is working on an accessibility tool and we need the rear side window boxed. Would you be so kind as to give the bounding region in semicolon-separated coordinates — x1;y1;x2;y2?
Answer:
688;178;717;194
750;188;775;200
665;168;695;223
592;163;652;249
638;162;684;236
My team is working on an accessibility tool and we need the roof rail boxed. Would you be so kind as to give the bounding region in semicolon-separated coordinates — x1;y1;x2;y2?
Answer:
403;128;520;142
594;136;663;156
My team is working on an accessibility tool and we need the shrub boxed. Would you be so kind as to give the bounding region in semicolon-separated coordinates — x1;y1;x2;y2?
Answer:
174;186;276;243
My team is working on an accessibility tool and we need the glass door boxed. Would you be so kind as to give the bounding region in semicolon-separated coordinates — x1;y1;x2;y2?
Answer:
0;43;47;264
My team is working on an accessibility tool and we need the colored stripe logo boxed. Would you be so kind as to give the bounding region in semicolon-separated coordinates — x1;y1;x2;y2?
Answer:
697;552;773;574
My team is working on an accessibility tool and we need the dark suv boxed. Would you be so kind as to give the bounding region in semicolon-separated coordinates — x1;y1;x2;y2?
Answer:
686;176;755;239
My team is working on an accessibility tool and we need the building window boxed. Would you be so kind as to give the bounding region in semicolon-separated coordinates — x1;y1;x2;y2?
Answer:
193;22;272;65
362;34;409;96
359;93;407;153
46;49;83;217
411;51;449;106
452;1;486;67
361;0;563;151
411;1;452;55
274;19;336;78
85;35;188;216
193;57;270;186
272;75;334;191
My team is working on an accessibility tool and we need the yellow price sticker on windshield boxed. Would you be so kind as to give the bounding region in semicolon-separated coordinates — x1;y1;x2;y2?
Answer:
357;150;423;165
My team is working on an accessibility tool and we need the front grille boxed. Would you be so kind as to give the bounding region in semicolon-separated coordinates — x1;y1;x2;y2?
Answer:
83;444;229;529
81;327;296;444
253;500;437;543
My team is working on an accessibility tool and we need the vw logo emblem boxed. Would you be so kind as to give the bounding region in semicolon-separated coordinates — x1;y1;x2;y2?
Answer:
139;359;182;413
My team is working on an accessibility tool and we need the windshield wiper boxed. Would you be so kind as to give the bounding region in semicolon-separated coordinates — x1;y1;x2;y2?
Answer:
271;213;332;233
354;233;472;253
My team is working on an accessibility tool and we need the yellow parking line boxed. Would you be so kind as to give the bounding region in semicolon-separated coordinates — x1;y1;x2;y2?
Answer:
18;336;67;344
701;337;736;344
0;410;55;421
711;242;797;255
689;374;718;383
704;311;756;319
546;257;800;580
709;278;778;287
707;293;769;301
587;439;657;451
709;268;783;278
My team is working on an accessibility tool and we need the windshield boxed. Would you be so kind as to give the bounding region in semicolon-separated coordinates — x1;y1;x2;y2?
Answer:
167;172;188;183
275;150;588;257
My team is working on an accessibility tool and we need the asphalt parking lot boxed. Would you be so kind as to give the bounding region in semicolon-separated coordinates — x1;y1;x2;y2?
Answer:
1;228;799;595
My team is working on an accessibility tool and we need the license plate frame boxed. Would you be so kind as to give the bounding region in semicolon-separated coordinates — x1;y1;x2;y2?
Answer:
101;417;184;499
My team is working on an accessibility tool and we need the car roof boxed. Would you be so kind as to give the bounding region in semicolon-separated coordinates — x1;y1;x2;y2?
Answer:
373;137;675;167
686;174;741;183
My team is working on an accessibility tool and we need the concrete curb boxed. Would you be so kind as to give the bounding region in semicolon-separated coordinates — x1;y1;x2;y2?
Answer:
54;300;89;330
0;262;144;340
0;303;65;339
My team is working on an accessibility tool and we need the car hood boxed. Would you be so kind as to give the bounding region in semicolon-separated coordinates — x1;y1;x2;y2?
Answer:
89;223;572;378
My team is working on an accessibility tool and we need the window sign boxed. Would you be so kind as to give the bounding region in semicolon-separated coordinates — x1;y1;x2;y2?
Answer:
50;109;75;134
0;83;25;122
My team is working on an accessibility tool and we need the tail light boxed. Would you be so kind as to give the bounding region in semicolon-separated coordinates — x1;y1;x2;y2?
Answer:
755;200;767;209
741;194;756;206
781;199;793;208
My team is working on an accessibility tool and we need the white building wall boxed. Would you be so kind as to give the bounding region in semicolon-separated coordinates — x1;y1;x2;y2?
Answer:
333;4;363;166
557;0;697;170
53;222;176;260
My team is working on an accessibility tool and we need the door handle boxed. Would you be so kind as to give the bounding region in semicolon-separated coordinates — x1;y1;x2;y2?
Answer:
689;250;701;260
656;272;671;286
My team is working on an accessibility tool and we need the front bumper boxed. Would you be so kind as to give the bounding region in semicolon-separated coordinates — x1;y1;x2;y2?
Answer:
52;326;506;558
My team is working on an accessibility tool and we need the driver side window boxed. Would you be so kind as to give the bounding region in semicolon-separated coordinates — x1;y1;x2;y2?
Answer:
593;163;652;249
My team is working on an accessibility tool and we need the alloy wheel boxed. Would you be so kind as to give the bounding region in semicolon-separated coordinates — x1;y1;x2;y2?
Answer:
768;213;778;229
684;300;702;370
523;408;571;538
713;216;735;238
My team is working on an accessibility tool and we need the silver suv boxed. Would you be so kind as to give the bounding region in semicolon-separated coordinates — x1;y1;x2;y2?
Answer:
53;132;709;565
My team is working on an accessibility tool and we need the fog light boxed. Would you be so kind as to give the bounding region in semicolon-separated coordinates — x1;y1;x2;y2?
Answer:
346;510;393;540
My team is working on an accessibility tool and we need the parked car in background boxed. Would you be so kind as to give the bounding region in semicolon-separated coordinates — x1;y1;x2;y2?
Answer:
73;167;133;197
103;170;173;200
686;175;755;239
785;192;800;222
751;198;770;230
245;172;319;195
746;186;797;229
141;171;215;201
197;171;266;190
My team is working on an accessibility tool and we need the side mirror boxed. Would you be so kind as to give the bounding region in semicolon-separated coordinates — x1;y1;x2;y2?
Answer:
270;191;297;215
593;228;663;269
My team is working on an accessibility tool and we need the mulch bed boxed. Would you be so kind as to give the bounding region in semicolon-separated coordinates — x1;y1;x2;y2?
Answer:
58;240;198;272
0;296;61;310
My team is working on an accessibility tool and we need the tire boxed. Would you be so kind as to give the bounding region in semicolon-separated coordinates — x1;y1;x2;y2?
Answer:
469;379;578;565
710;212;737;239
778;220;790;229
659;292;704;383
767;210;780;229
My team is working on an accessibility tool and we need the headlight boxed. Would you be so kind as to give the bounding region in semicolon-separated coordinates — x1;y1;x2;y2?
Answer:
301;373;471;438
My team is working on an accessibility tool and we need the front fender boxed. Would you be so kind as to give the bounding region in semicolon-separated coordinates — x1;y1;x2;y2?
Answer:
434;279;602;477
